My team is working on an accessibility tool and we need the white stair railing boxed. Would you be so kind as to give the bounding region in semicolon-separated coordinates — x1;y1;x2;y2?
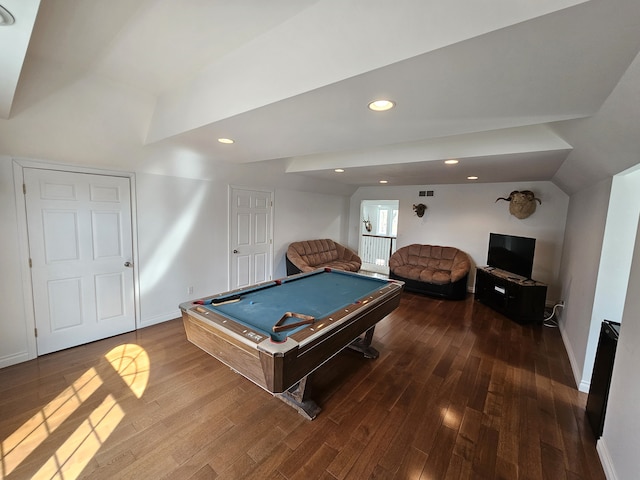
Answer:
359;234;396;266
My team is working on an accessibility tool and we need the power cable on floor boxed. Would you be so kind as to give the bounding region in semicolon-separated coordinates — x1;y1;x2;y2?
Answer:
543;302;564;328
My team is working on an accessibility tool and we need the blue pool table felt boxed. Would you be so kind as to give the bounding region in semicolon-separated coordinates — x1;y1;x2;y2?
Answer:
202;271;388;341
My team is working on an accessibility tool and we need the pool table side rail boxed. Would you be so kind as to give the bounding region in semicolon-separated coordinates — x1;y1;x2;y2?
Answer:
182;311;270;390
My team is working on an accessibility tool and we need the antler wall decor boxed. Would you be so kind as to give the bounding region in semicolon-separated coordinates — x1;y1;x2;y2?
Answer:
495;190;541;219
413;203;427;218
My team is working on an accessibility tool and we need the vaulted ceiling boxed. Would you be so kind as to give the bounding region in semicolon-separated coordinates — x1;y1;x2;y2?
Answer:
2;0;640;194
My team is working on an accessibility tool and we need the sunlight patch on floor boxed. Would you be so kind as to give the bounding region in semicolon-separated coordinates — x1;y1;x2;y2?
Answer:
1;343;149;479
1;368;103;476
105;343;149;399
31;394;124;480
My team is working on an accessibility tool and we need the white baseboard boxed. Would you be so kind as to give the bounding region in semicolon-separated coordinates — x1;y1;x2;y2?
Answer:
0;314;180;369
138;310;181;328
559;322;589;392
0;350;32;369
597;438;618;480
578;378;590;392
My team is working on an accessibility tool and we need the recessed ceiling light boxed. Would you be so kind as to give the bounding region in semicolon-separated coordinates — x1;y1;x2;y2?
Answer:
445;159;459;165
0;5;15;26
379;180;388;184
467;176;478;180
334;168;345;173
368;100;395;112
217;138;234;144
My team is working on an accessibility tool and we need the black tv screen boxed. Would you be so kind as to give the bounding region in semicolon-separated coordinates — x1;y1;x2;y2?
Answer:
487;233;536;279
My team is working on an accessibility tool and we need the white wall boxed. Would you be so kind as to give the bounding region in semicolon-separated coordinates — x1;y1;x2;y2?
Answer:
273;189;350;276
135;173;227;327
579;167;640;393
557;178;612;391
591;167;640;327
349;180;569;301
0;157;31;367
598;213;640;480
555;169;639;400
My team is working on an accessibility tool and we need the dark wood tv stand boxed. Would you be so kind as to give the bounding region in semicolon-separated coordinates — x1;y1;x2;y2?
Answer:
474;266;547;324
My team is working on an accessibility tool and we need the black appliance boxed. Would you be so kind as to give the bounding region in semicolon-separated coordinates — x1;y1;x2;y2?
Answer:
586;320;620;439
487;233;536;279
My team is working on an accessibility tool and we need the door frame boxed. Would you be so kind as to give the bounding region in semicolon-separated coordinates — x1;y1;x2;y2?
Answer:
228;185;274;290
12;158;140;362
359;199;399;274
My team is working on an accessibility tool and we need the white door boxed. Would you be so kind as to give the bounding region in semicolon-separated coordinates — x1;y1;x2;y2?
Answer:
230;187;273;289
24;168;135;355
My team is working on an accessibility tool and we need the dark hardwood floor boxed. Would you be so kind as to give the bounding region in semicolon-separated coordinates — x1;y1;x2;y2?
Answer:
0;292;605;480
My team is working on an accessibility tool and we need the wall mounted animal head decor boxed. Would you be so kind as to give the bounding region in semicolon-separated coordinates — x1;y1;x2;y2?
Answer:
413;203;427;218
495;190;542;219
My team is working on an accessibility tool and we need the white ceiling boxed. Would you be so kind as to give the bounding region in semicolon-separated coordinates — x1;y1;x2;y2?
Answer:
2;0;640;193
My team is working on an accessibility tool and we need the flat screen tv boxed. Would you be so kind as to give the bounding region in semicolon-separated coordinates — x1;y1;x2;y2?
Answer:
487;233;536;279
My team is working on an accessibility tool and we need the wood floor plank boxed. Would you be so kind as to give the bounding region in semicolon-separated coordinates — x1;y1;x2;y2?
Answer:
276;418;336;478
421;424;459;479
0;293;605;480
289;442;338;480
471;423;500;479
215;452;258;480
494;456;519;480
243;443;293;479
185;464;218;480
540;441;568;480
518;396;544;480
325;436;366;479
342;405;406;479
392;446;428;480
452;406;484;463
376;379;440;471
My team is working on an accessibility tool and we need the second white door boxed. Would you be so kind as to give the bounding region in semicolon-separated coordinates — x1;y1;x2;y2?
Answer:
230;187;273;289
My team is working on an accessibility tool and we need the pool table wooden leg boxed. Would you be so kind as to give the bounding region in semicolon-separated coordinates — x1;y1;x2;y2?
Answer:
347;327;379;359
276;376;321;420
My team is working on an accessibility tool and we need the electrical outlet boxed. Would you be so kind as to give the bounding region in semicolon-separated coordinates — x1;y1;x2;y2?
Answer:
188;286;194;295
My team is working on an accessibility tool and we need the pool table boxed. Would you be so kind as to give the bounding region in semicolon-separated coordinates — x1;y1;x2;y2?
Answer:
180;268;403;419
